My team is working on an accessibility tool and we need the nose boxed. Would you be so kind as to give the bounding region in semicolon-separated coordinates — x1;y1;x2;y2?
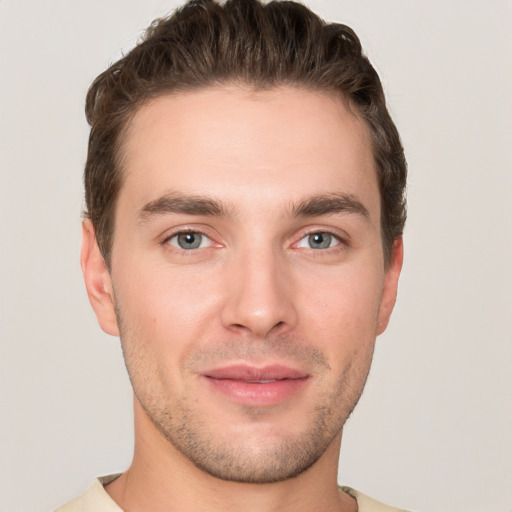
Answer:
220;247;298;338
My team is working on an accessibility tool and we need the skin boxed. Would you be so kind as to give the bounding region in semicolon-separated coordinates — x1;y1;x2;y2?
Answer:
81;85;403;512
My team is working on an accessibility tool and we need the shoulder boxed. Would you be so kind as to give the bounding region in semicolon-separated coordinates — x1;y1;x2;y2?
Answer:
54;475;123;512
341;486;412;512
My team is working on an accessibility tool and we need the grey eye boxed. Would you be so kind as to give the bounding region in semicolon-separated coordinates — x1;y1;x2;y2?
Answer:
308;232;333;249
175;232;203;250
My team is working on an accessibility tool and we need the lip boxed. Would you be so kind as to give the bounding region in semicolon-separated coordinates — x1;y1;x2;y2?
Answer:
202;364;310;406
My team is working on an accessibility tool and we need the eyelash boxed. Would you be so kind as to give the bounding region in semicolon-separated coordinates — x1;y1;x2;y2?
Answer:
162;228;215;252
162;227;348;255
294;229;347;251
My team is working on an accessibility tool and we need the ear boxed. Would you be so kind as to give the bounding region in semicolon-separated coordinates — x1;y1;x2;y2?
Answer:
376;237;404;335
80;219;119;336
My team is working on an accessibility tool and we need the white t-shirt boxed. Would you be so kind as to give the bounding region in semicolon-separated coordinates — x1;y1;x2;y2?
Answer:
55;474;411;512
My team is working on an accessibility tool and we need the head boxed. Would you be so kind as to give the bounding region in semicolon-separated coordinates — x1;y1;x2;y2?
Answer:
81;0;406;485
84;0;406;269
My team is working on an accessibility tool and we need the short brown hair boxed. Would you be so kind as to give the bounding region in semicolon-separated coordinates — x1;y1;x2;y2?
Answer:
84;0;407;267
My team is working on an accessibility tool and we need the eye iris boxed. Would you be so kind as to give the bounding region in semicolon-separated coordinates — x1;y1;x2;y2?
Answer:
177;232;202;249
308;232;331;249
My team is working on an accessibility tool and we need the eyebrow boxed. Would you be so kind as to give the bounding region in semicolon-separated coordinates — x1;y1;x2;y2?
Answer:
138;191;370;223
290;193;370;220
138;193;230;222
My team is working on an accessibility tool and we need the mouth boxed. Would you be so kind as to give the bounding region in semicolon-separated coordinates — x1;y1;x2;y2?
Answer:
202;364;310;406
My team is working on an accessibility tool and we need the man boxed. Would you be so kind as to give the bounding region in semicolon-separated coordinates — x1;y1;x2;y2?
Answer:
58;0;408;510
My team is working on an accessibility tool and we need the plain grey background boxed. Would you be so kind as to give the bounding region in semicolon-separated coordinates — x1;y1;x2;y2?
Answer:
0;1;511;511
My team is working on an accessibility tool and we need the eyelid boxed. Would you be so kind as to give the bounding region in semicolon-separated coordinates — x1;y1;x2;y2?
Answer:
159;225;349;252
161;226;221;250
167;232;212;250
296;233;340;249
291;226;350;249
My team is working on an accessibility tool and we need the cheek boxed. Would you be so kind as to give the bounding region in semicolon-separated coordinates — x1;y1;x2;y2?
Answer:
113;259;224;356
297;264;384;347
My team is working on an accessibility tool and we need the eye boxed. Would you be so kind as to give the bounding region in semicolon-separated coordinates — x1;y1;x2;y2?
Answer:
296;232;340;250
166;231;212;250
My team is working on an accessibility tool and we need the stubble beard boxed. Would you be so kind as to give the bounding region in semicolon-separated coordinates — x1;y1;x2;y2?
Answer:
117;309;375;484
142;398;340;483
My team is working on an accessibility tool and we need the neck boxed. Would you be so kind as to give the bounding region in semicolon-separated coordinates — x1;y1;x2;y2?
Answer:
105;398;356;512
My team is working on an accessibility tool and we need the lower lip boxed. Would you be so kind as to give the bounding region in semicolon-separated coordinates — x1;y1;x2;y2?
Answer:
204;376;309;406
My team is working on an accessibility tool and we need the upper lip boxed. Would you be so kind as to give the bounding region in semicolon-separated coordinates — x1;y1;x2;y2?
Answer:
203;364;309;381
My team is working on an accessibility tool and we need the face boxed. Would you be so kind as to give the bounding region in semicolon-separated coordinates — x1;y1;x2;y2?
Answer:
82;85;402;483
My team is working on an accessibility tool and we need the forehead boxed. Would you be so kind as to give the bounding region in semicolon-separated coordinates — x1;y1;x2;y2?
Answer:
118;85;379;220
